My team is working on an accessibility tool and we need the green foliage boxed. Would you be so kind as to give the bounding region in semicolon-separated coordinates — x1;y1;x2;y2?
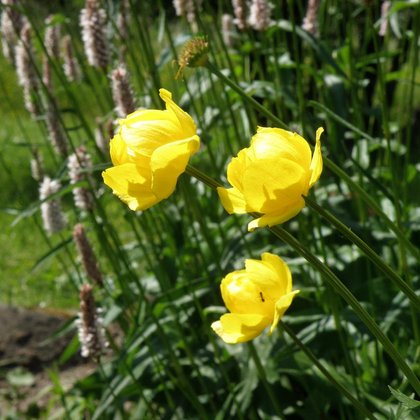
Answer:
0;0;419;418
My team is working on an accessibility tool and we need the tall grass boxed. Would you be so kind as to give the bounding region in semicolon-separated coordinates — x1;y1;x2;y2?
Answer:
0;0;419;418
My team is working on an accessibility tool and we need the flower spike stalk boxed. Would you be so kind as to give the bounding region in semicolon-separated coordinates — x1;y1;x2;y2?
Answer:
77;284;108;360
73;224;103;287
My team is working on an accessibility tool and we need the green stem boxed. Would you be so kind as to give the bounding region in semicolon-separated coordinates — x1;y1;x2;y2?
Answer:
308;100;420;263
248;342;285;419
287;0;306;133
269;225;420;396
206;64;420;264
281;323;377;420
304;196;420;310
206;62;288;129
186;164;221;190
313;214;362;397
186;164;420;395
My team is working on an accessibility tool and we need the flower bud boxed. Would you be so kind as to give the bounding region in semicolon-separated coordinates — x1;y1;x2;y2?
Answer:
249;0;272;31
222;14;234;47
232;0;247;30
176;37;208;79
62;35;80;82
77;283;108;360
73;224;102;286
44;15;61;59
30;148;44;181
45;100;68;157
1;0;23;64
15;22;39;116
379;1;391;37
302;0;321;37
110;66;136;118
67;146;94;211
79;0;109;69
39;177;66;235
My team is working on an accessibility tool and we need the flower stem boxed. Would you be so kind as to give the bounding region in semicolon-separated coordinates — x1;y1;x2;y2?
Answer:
186;164;221;190
206;63;420;264
281;322;377;420
304;195;420;310
206;61;289;129
186;164;420;394
269;225;420;396
308;100;420;263
248;342;285;419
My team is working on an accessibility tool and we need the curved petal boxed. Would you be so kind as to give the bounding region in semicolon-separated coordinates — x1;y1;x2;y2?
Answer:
120;119;185;158
226;148;249;191
247;197;305;231
244;254;291;299
270;290;300;334
309;127;324;188
261;253;292;294
217;186;248;214
245;259;279;289
159;88;197;137
121;109;173;125
102;163;159;211
242;158;308;213
110;133;129;166
251;127;312;171
150;136;200;199
220;271;267;315
211;313;271;344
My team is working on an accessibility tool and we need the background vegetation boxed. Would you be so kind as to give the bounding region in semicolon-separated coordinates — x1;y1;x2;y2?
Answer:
0;0;419;418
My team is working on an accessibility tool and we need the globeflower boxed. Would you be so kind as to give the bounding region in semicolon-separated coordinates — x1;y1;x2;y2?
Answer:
217;127;324;231
211;253;299;344
102;89;200;210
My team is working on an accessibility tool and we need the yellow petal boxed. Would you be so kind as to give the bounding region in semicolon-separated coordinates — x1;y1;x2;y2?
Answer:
247;197;305;231
102;163;159;211
270;290;300;334
211;313;271;344
150;136;200;199
120;118;184;158
244;253;291;299
261;253;292;294
110;133;129;166
242;158;308;213
251;127;312;171
220;270;271;316
225;148;249;191
159;88;197;137
309;127;324;188
245;259;279;291
217;186;248;214
229;261;276;320
121;108;170;124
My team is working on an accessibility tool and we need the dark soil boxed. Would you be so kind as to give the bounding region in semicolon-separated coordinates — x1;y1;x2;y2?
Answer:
0;304;80;371
0;304;95;415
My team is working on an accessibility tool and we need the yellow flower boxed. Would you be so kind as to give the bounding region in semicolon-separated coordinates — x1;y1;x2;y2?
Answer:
217;127;324;231
211;253;299;344
102;89;200;210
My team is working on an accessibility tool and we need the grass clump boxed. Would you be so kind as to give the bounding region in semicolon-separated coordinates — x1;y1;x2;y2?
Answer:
0;0;419;418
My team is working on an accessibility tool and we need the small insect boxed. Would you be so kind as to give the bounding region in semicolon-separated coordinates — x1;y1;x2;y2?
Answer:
259;292;265;302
